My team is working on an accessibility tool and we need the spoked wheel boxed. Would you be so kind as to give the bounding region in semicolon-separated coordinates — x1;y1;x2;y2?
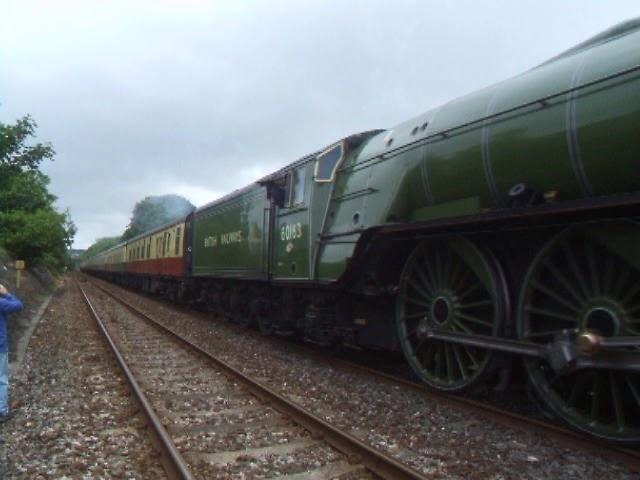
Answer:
518;221;640;444
396;236;507;392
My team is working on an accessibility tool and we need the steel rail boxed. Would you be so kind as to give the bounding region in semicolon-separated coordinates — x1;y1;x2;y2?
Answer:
87;277;640;473
324;356;640;473
77;282;195;480
89;279;430;480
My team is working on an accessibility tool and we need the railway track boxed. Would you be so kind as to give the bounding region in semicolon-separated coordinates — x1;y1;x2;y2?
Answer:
77;279;430;479
328;355;640;472
83;276;640;475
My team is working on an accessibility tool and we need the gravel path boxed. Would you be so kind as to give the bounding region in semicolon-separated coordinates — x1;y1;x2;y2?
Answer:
102;278;638;480
0;278;166;479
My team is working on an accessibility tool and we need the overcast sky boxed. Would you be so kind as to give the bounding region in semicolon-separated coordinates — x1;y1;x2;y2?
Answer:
1;1;639;248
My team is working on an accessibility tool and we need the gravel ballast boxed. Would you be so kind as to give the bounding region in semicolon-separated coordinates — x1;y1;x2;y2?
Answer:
0;274;636;478
0;279;166;479
104;278;637;480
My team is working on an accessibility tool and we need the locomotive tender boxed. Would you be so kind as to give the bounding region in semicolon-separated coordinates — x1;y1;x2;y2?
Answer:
83;19;640;443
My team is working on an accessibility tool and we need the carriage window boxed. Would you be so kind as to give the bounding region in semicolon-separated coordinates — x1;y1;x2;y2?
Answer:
290;167;306;205
175;227;181;255
147;242;151;259
314;143;344;182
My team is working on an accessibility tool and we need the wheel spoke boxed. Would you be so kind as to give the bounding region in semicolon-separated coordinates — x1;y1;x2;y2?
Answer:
568;373;590;407
400;311;428;322
458;281;482;300
627;324;640;335
433;249;444;287
590;374;602;421
462;346;480;369
544;258;586;305
610;372;626;431
412;337;428;354
404;295;431;308
519;222;640;442
612;262;632;298
445;344;454;383
622;282;640;307
459;299;493;310
435;342;444;379
626;376;640;408
413;261;437;297
407;280;433;304
452;319;472;334
397;236;503;392
456;312;492;329
421;343;437;370
447;255;464;290
562;241;592;299
584;240;600;296
602;252;615;295
422;256;439;292
453;345;468;380
531;280;581;313
525;306;577;324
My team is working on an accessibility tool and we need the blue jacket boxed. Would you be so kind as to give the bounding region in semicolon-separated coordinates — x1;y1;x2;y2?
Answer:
0;293;23;353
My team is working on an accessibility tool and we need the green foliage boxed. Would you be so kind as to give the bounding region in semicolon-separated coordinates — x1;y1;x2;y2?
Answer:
0;169;55;213
0;209;75;270
0;114;76;271
0;115;54;170
122;194;194;240
80;236;122;261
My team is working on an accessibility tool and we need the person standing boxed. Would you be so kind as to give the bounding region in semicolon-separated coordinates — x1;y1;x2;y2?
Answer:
0;283;23;421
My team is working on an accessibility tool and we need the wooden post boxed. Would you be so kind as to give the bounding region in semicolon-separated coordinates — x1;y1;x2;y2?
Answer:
15;260;25;289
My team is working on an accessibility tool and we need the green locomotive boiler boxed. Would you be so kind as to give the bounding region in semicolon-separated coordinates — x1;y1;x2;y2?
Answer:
88;18;640;443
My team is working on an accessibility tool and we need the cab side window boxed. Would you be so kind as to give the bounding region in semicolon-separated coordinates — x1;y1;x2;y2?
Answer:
290;166;306;206
314;143;344;182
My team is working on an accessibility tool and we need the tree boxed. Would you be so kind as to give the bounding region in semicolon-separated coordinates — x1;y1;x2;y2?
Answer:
81;236;122;261
122;195;194;240
0;169;55;213
0;209;76;270
0;115;54;171
0;114;76;270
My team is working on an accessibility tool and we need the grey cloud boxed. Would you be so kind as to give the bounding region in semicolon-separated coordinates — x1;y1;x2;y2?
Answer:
1;0;638;247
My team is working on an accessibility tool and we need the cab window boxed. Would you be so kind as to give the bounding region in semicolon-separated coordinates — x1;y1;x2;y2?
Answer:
314;143;344;182
290;167;306;205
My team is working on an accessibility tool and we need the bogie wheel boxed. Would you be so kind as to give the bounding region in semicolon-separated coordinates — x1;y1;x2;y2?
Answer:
518;221;640;444
396;236;507;392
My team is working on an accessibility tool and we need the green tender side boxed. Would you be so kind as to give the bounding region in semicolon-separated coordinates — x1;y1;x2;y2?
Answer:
316;19;640;281
191;185;270;278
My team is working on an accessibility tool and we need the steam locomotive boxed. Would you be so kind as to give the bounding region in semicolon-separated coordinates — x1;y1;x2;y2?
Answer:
83;18;640;444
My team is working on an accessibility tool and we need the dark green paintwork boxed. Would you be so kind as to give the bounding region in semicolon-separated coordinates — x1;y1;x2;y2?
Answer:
269;161;313;280
192;186;269;277
188;20;640;284
314;21;640;281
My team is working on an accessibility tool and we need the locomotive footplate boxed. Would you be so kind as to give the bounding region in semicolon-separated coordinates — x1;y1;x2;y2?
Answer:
422;328;640;374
